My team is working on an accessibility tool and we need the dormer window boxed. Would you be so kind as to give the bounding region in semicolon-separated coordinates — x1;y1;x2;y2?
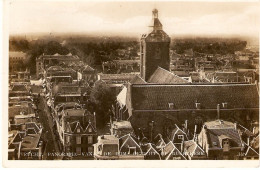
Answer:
195;102;201;109
178;135;184;140
223;140;230;152
168;103;174;110
222;102;228;109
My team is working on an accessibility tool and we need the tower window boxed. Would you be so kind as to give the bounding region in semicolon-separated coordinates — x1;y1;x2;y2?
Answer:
155;47;161;59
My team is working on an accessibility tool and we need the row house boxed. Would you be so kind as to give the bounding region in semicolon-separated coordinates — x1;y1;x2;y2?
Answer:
36;53;80;78
8;122;45;160
93;134;144;160
57;108;97;159
9;51;27;73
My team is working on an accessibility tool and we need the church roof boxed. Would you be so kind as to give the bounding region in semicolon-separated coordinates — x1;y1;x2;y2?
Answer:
126;83;259;111
148;67;189;84
130;75;147;84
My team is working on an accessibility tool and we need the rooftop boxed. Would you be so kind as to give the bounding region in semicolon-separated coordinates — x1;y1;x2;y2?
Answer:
98;135;119;145
127;83;259;111
148;67;189;84
21;134;41;149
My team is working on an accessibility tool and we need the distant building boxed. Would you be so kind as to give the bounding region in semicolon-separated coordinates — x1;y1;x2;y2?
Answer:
36;53;80;78
140;9;171;81
9;51;27;73
198;120;244;160
110;120;134;138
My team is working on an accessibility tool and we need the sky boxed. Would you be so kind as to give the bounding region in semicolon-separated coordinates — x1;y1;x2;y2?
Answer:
7;0;260;38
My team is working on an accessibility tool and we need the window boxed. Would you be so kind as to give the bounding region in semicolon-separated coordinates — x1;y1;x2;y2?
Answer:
223;140;230;152
77;128;80;133
76;147;81;155
178;135;184;140
155;47;161;59
168;103;174;110
76;136;81;144
88;146;94;153
222;102;228;109
128;146;136;154
88;136;93;144
66;135;70;144
195;102;201;109
88;127;92;133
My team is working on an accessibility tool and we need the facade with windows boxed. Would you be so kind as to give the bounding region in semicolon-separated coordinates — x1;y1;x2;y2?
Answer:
58;108;97;159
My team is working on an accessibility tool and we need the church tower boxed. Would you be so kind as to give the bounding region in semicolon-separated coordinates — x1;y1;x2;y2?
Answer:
140;9;171;81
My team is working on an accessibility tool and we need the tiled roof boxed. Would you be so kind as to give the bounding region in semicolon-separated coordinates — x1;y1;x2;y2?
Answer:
11;84;28;92
206;128;243;148
128;84;259;110
148;67;189;84
21;134;41;149
162;141;186;160
130;75;146;84
183;140;205;157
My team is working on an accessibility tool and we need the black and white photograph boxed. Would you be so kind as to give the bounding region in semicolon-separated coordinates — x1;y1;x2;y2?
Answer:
2;0;260;168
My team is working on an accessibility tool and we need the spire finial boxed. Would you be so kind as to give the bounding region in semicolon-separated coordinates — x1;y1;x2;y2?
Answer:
152;8;158;19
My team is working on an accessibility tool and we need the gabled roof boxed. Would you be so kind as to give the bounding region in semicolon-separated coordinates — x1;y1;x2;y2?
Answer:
170;125;188;141
127;84;259;111
142;143;161;159
245;145;259;157
153;134;166;149
82;65;95;72
148;67;189;84
119;134;142;153
163;141;186;160
183;140;206;157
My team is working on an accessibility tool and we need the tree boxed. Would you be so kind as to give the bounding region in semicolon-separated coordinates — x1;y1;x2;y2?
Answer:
90;81;116;128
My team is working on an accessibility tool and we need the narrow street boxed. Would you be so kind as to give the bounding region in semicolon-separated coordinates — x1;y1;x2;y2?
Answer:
37;94;62;160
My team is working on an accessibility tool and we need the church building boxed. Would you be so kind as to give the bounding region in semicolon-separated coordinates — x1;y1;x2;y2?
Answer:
113;9;259;141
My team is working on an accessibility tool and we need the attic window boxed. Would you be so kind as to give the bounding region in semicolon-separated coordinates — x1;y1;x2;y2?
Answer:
195;102;201;109
213;142;217;146
222;102;228;109
178;135;184;140
168;103;174;110
77;128;80;133
88;128;92;133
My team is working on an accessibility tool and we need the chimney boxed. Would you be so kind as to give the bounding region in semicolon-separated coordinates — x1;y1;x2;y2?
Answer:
217;104;220;119
185;120;188;130
247;137;250;146
194;125;197;140
93;112;96;128
234;122;237;130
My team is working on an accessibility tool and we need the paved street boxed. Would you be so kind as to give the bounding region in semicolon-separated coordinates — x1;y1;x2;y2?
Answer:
37;94;62;160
